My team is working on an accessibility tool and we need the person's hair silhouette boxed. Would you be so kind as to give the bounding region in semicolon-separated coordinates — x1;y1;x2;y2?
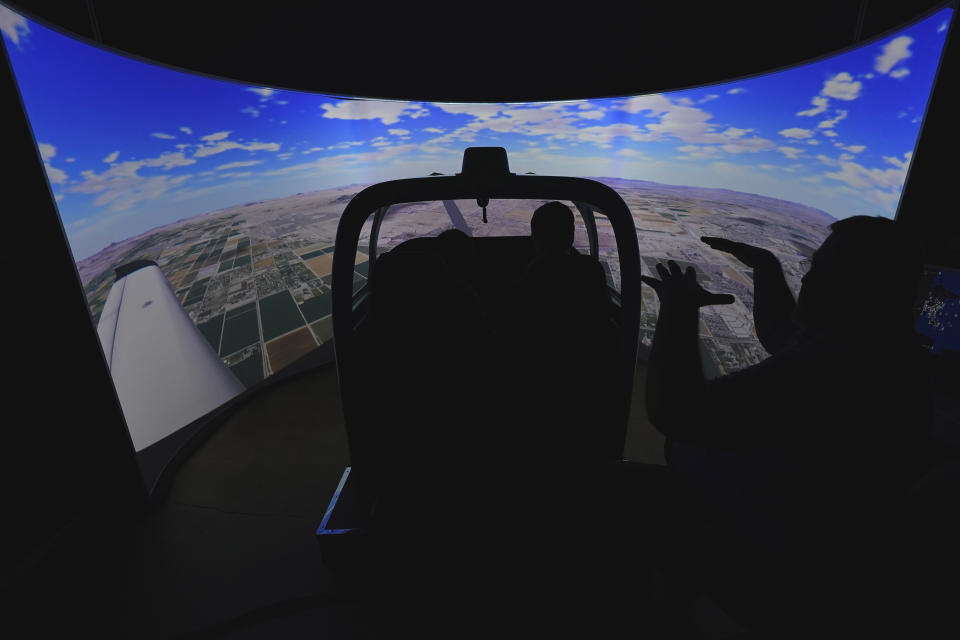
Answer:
794;215;923;340
436;228;475;278
530;201;575;256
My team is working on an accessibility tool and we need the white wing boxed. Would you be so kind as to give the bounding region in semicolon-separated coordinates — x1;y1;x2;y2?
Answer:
97;262;245;451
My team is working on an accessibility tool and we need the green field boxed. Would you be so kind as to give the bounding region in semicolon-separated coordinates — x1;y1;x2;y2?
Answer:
259;290;305;341
183;277;210;307
230;350;264;388
220;302;260;356
310;316;334;344
198;314;224;352
299;292;332;323
300;249;327;261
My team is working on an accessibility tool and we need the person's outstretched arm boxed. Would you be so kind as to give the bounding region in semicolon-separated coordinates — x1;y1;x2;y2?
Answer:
701;237;796;354
642;261;734;435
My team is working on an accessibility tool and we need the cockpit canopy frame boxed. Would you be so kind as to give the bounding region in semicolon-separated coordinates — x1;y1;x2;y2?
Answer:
331;148;643;462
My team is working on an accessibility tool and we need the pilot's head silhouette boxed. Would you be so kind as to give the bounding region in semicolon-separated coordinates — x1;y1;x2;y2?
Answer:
531;201;575;257
795;215;923;339
436;228;474;275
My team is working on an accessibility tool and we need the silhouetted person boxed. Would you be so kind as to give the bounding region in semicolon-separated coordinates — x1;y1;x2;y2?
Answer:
356;251;499;541
436;227;476;282
640;216;935;636
502;202;619;465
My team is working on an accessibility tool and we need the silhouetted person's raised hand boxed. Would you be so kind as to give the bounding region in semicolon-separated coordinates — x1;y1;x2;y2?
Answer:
701;236;798;354
641;259;735;309
701;236;777;269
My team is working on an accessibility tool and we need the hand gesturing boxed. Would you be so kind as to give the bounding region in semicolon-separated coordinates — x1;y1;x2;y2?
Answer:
641;260;735;308
701;236;778;270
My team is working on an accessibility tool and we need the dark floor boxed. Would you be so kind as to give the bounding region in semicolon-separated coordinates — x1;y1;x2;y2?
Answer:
13;361;745;639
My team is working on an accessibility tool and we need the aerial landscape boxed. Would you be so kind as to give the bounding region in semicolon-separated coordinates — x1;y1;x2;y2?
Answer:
76;178;833;385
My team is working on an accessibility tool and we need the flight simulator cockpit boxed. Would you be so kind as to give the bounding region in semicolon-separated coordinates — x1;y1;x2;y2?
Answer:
316;147;646;601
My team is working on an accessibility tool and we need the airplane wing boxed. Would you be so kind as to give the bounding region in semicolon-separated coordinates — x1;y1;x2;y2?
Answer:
97;260;245;451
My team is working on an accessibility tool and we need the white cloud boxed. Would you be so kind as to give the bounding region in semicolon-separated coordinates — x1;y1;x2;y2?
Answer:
676;97;694;106
215;160;263;171
817;109;848;129
758;164;777;170
247;87;275;100
777;146;804;159
819;152;912;209
38;143;56;161
193;139;281;158
824;158;907;191
612;94;673;115
68;152;197;211
865;73;875;79
720;137;775;154
45;165;68;185
822;130;838;137
698;94;720;103
807;139;820;145
103;150;120;163
423;127;445;134
722;127;752;138
821;72;862;100
388;128;411;136
151;132;176;139
778;127;814;139
675;145;722;159
727;88;746;95
37;144;68;184
260;143;421;179
323;100;430;125
577;109;606;120
434;102;506;118
939;21;948;33
326;140;365;151
875;36;913;74
66;157;76;163
797;96;829;117
890;68;910;79
0;5;29;47
883;151;912;170
841;144;866;154
179;126;193;135
241;106;261;117
201;131;231;142
615;148;651;159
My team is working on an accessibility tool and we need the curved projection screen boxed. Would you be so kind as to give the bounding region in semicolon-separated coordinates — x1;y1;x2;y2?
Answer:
2;3;953;456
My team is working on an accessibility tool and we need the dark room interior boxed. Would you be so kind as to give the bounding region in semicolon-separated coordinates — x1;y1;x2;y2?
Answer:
2;1;959;637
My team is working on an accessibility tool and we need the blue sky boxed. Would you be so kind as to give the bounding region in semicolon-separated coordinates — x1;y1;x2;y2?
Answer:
1;3;953;260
